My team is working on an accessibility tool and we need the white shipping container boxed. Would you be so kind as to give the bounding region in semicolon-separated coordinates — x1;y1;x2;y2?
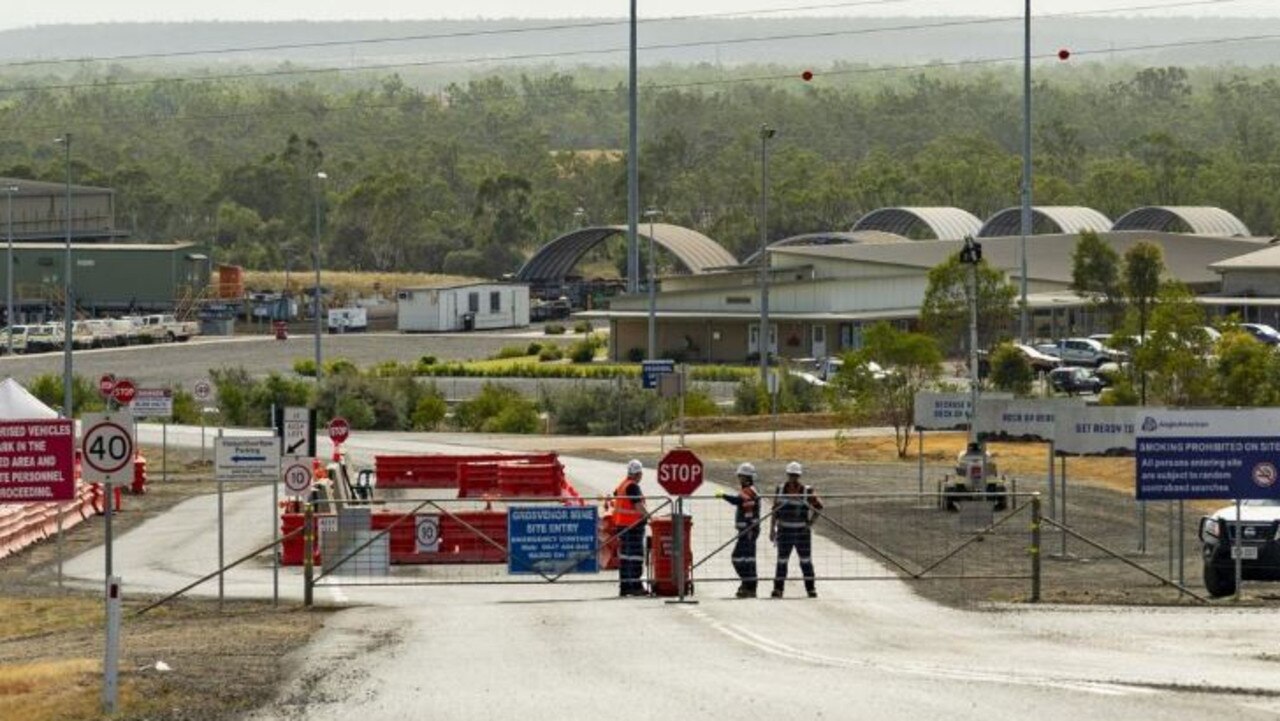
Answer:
397;283;530;333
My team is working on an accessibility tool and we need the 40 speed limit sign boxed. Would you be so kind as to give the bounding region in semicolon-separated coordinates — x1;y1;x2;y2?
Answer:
80;412;136;484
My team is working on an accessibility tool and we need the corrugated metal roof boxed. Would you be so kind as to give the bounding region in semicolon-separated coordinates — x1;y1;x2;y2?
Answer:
1112;206;1251;237
772;231;1267;286
978;206;1112;237
514;223;737;283
851;207;983;240
741;230;908;265
1209;243;1280;271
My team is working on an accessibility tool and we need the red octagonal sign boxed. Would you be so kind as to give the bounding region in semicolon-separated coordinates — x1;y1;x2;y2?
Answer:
328;417;350;445
111;379;136;405
657;448;704;497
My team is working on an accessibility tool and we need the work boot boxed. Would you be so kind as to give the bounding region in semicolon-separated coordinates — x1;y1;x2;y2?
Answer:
807;589;818;599
770;587;784;599
735;587;755;599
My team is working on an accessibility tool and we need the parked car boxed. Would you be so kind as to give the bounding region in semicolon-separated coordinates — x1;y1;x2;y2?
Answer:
1240;323;1280;346
25;324;63;353
0;325;28;354
1048;366;1105;396
976;343;1061;378
1040;337;1121;367
1198;499;1280;597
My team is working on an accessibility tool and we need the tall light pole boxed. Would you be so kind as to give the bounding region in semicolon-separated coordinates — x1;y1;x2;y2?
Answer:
313;171;327;380
55;134;72;419
626;0;639;295
3;184;18;355
758;124;776;385
1019;0;1033;342
644;208;662;360
960;236;983;443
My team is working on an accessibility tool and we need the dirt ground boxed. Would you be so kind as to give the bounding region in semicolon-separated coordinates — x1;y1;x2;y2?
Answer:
3;430;1274;720
0;445;330;721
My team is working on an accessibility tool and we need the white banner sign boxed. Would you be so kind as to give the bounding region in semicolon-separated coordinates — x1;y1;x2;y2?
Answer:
1054;405;1138;456
215;437;280;482
975;397;1083;442
130;388;174;419
1135;408;1280;438
913;392;973;431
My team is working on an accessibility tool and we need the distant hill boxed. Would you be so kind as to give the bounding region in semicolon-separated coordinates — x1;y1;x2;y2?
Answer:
2;17;1279;81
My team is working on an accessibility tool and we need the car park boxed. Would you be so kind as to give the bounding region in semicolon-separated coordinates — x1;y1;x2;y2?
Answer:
1198;499;1280;597
0;325;28;354
1048;366;1105;395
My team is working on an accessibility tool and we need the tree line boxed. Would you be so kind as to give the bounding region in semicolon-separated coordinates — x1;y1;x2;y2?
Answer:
2;64;1279;278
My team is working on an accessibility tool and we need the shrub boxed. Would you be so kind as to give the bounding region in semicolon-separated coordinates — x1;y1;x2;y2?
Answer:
734;374;824;415
544;323;566;335
454;383;539;433
324;357;359;376
335;396;376;430
573;320;592;334
543;381;661;435
626;347;645;363
525;342;543;356
419;355;438;366
494;345;530;360
28;374;106;417
568;339;597;363
293;358;317;377
677;387;720;418
989;344;1033;396
538;345;563;362
411;388;448;430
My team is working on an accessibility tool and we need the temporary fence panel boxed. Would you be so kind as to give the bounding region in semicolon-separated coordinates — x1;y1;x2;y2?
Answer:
374;453;559;489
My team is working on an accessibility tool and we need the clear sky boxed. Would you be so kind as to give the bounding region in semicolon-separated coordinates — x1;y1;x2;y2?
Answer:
3;0;1278;31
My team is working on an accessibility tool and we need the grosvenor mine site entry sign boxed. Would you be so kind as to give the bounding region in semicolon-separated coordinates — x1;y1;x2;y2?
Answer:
0;419;75;502
507;506;598;575
1136;409;1280;500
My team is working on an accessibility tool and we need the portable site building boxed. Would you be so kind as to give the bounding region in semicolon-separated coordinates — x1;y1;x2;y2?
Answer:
396;283;530;332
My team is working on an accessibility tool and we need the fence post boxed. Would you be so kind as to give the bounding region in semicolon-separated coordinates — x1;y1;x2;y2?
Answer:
303;502;314;608
1030;495;1041;603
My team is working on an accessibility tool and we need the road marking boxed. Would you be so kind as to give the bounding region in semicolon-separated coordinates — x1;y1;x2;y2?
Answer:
682;606;1147;697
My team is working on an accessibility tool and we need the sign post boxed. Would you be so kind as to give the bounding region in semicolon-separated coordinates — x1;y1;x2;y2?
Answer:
281;407;314;457
328;417;350;455
81;412;136;587
193;379;214;462
657;448;703;605
131;388;174;483
0;418;76;502
641;359;676;390
216;435;281;608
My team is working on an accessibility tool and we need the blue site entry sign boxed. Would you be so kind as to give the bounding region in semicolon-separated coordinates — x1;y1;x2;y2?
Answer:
1136;409;1280;500
508;506;599;575
641;359;676;389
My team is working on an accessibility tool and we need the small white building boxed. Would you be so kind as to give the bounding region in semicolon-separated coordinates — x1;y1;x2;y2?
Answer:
396;283;530;332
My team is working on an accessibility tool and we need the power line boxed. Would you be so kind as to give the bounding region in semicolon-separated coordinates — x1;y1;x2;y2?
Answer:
0;0;910;69
4;26;1275;141
0;0;1246;95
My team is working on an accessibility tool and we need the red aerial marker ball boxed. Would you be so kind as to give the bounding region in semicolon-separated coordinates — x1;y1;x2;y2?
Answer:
1058;49;1071;61
801;70;814;82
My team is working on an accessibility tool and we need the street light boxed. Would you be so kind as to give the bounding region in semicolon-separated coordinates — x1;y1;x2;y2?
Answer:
313;171;327;380
644;207;663;360
3;184;18;356
1019;0;1032;342
54;133;72;419
959;235;984;443
758;123;776;385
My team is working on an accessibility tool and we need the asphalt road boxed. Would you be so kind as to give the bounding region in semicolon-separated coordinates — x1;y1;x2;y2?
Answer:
60;425;1280;720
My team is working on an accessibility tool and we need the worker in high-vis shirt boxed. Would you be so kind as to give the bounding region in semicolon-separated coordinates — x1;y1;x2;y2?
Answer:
770;461;824;598
717;462;762;598
613;459;649;597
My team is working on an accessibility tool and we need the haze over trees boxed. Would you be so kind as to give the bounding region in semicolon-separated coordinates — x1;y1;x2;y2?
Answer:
2;27;1280;276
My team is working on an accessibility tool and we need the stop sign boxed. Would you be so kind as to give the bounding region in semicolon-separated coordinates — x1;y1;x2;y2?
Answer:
328;417;350;445
111;379;136;405
98;373;116;398
657;448;704;496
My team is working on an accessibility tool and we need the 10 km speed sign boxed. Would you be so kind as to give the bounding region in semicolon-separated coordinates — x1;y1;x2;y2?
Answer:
80;412;136;484
281;457;313;495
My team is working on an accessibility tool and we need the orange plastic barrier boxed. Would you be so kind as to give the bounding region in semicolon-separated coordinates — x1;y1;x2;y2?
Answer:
0;482;100;561
279;512;326;566
648;515;694;597
131;453;148;495
375;453;559;489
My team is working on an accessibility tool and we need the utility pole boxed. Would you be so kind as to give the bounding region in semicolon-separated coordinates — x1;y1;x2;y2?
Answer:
626;0;639;294
960;236;983;443
1019;0;1033;343
758;124;776;385
313;171;327;380
56;133;73;419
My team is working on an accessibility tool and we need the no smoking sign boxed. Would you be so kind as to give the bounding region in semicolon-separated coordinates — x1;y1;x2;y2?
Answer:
282;457;314;494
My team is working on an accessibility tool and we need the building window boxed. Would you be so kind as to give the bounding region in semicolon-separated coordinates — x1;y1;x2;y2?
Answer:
725;296;751;305
490;291;501;313
468;292;479;313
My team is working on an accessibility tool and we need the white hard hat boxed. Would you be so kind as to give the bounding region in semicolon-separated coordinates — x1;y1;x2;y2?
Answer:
736;462;757;480
785;461;803;476
626;459;643;476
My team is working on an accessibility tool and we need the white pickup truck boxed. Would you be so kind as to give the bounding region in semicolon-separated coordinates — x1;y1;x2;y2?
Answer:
133;314;199;343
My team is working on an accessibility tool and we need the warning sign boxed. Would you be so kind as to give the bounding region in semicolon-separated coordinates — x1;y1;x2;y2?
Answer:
0;419;76;502
415;515;441;554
